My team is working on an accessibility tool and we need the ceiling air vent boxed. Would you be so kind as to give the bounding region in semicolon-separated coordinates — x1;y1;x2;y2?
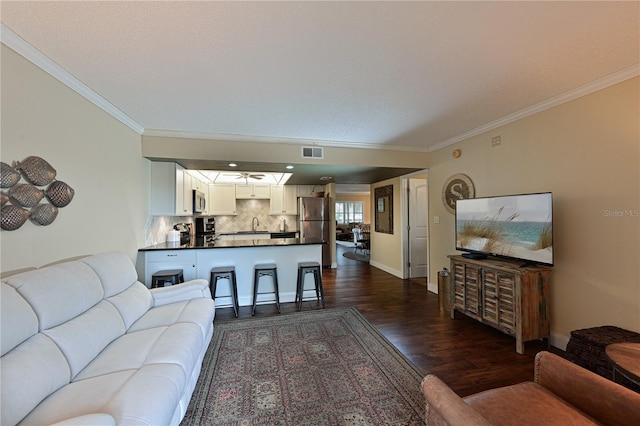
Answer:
302;146;324;159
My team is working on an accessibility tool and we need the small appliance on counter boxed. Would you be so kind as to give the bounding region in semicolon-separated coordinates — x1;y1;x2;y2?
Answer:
167;230;180;243
173;223;192;245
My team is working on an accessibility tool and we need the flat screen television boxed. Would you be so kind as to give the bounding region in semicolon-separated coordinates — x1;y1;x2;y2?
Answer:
455;192;553;266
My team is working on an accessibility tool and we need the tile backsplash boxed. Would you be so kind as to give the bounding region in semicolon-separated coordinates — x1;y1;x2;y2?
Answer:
144;199;298;246
216;199;297;234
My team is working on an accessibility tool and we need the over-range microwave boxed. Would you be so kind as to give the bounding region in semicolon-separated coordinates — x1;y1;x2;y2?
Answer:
193;190;206;214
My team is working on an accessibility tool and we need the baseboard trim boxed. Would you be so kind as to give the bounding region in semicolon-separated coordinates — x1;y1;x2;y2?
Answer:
369;260;403;278
550;332;570;352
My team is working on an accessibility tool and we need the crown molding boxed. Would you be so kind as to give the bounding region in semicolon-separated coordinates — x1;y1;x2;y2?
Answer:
1;24;144;135
142;129;429;153
429;64;640;152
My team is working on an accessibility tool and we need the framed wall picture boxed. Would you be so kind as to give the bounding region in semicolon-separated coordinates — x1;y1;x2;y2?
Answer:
374;184;393;234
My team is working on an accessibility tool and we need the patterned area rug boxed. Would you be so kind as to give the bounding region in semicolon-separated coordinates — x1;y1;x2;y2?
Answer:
342;251;370;263
182;307;425;425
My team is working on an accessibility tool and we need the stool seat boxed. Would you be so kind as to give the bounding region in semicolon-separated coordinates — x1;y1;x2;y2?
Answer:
296;262;325;311
151;269;184;288
252;264;281;315
210;266;239;317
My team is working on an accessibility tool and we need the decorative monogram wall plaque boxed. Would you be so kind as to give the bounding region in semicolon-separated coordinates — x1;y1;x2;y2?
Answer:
442;174;475;214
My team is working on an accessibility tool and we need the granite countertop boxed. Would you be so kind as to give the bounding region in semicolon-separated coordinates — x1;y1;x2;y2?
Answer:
139;237;325;251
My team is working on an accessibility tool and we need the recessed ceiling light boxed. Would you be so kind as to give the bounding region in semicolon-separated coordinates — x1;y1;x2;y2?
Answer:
286;165;294;169
228;163;237;167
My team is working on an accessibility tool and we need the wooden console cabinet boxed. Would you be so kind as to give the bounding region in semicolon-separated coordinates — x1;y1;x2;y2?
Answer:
448;255;551;354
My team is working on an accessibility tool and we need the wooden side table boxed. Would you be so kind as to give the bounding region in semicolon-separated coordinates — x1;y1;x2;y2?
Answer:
605;342;640;387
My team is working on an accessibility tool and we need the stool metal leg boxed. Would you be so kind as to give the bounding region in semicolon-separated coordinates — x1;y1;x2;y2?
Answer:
252;268;260;316
231;272;239;317
315;267;325;308
272;270;281;313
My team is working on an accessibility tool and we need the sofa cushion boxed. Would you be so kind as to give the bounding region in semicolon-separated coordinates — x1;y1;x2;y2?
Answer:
0;283;38;356
74;322;203;382
1;333;71;426
106;282;154;330
19;364;186;426
128;297;214;340
43;300;126;379
81;252;139;298
465;381;599;425
4;261;103;330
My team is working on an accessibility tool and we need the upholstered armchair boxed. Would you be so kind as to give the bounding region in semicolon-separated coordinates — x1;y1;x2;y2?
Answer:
422;351;640;425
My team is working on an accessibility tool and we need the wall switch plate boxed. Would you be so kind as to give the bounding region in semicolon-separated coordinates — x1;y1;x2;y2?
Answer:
434;216;440;224
492;135;502;147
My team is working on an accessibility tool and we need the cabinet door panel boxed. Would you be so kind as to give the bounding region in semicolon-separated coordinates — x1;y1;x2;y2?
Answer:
482;269;498;324
210;184;236;214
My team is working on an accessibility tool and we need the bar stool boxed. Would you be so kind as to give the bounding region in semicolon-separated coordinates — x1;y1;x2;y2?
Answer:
210;266;239;317
252;263;281;316
296;262;325;311
151;269;184;288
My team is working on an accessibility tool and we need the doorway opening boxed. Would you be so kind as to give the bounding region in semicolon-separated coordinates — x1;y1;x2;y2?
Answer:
402;172;429;282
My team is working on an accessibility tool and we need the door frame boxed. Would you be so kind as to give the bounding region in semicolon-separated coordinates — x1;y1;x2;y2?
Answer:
401;170;429;281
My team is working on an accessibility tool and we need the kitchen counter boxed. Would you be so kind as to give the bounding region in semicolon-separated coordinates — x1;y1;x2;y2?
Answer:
138;237;324;309
139;236;321;251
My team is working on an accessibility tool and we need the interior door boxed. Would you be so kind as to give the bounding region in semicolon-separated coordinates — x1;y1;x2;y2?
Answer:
409;178;428;278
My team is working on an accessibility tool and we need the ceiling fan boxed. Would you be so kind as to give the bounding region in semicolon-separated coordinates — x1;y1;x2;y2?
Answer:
222;172;266;183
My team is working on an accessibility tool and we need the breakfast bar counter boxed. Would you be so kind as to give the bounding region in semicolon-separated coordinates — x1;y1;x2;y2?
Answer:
138;237;324;308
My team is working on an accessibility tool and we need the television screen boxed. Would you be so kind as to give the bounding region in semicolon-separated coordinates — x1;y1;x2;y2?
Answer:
455;192;553;266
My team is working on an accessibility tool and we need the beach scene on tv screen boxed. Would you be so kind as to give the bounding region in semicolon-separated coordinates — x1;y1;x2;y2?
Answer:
456;193;553;264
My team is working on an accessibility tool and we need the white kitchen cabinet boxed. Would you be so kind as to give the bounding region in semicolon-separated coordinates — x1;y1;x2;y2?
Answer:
296;185;323;197
150;162;193;216
143;250;197;287
270;185;298;215
236;184;270;199
209;184;236;215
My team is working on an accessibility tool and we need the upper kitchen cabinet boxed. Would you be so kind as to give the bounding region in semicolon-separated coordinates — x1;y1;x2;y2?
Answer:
150;162;193;216
270;185;298;215
296;185;325;197
209;184;237;215
236;184;270;199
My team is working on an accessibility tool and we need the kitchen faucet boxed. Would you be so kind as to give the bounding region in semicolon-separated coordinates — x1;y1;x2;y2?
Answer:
252;217;259;232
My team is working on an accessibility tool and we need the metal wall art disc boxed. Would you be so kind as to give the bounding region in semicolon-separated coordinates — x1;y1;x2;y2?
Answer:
442;173;475;214
1;156;74;230
13;156;57;186
1;162;21;188
1;205;30;231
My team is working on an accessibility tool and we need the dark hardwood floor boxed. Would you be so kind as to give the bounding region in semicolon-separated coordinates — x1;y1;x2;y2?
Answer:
215;242;562;397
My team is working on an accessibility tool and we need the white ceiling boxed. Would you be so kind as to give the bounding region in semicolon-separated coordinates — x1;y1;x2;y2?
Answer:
1;1;638;153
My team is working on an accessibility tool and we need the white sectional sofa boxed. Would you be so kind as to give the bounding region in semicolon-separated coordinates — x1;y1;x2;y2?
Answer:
1;252;215;426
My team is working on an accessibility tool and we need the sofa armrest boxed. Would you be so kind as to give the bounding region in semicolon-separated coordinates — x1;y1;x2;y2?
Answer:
535;351;640;426
421;375;491;426
150;279;212;306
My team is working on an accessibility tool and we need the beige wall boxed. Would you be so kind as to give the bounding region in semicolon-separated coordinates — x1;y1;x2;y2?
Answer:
370;178;405;277
427;77;640;346
0;46;149;271
335;192;371;225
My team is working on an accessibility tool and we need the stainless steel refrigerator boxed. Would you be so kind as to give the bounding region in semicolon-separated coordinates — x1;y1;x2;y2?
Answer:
298;197;331;267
